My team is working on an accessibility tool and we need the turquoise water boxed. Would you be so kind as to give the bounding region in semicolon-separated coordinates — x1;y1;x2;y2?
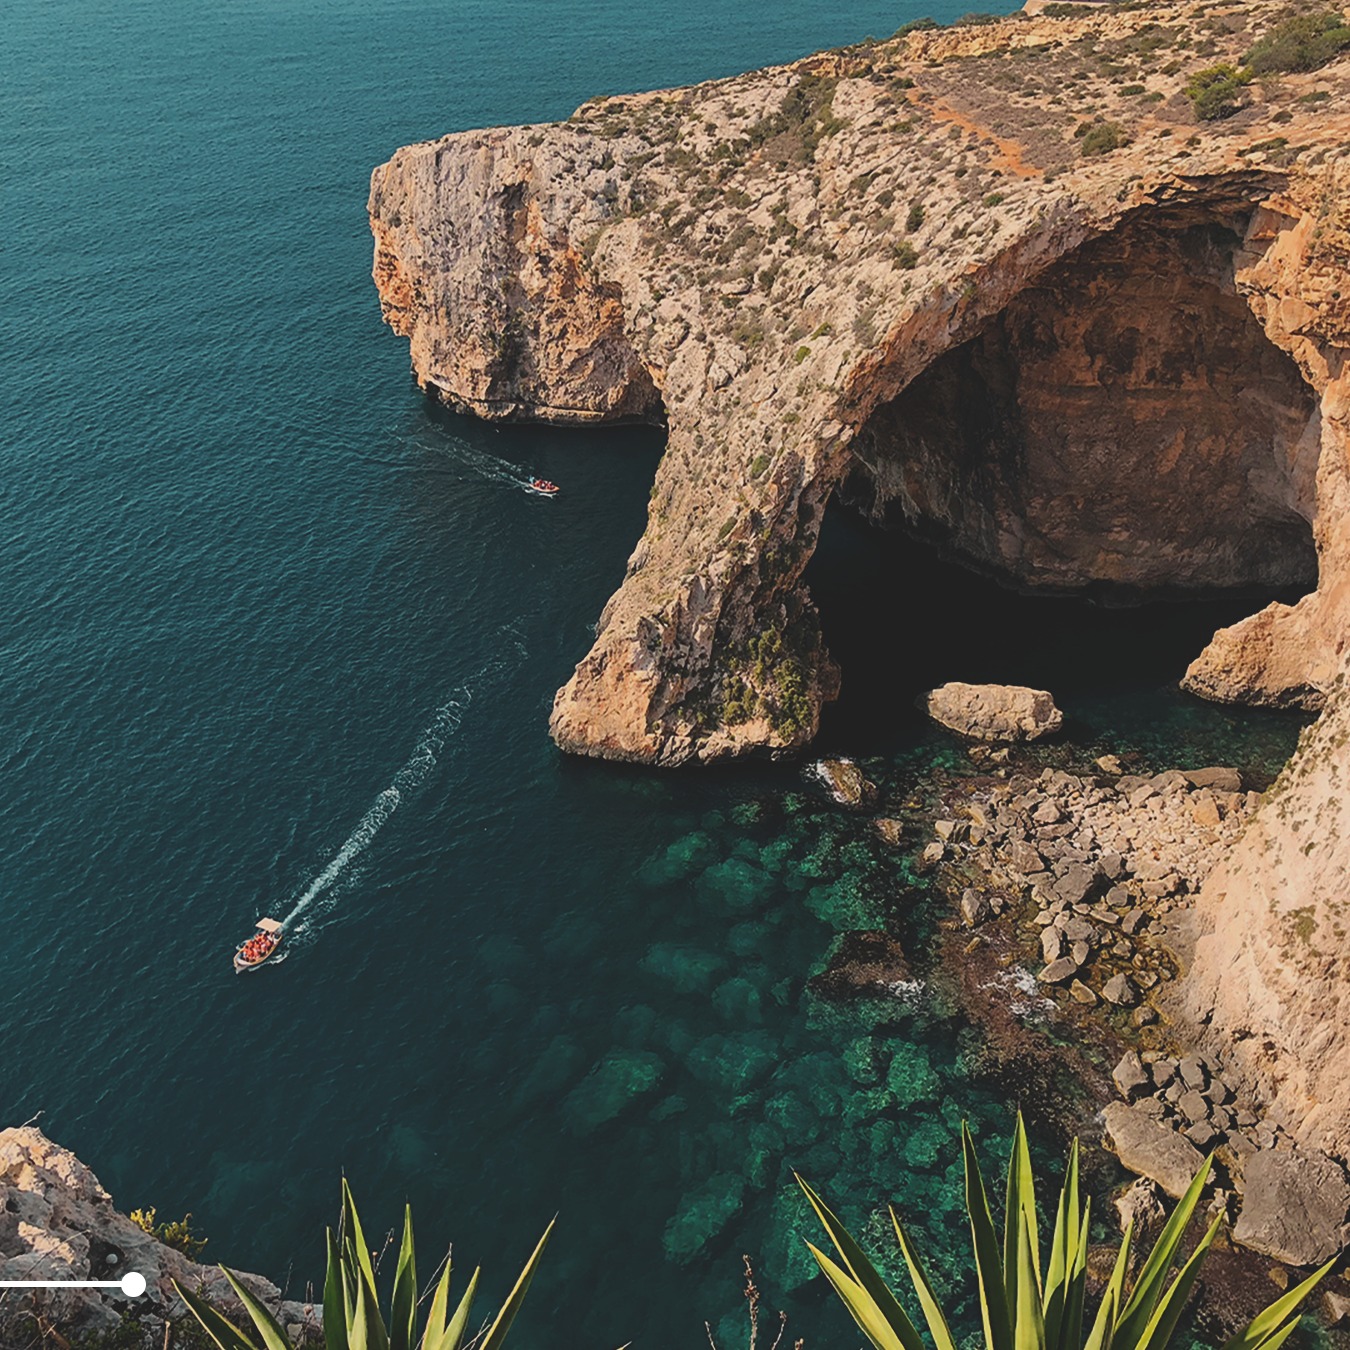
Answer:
1;1;1310;1345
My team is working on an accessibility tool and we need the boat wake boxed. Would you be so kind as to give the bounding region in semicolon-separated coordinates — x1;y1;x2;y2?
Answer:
405;420;552;497
276;637;522;944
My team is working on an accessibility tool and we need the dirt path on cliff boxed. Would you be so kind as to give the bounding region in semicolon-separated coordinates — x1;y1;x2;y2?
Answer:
909;89;1041;179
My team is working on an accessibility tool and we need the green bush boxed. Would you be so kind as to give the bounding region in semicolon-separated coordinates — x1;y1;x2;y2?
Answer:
1245;10;1350;73
894;16;939;35
893;240;919;269
1077;120;1128;155
905;202;925;231
1184;62;1253;119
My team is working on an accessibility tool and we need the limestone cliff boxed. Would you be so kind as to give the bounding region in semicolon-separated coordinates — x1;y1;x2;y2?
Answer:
370;0;1350;765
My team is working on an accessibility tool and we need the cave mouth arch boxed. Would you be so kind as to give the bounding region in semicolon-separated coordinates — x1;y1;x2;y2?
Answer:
806;205;1321;744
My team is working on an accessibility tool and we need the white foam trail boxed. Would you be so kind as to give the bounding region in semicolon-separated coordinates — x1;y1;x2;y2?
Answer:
277;633;526;939
404;424;543;495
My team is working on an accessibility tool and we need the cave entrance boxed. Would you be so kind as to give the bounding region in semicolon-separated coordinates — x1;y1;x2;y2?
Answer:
806;206;1320;748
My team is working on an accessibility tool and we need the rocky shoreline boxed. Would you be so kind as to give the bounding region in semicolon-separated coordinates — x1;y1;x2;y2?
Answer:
918;745;1350;1274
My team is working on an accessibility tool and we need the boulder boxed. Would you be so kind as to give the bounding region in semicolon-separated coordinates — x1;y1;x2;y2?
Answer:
1182;767;1243;793
873;817;904;846
0;1128;316;1338
1039;956;1080;984
1112;1050;1150;1099
1102;1103;1209;1198
1232;1148;1350;1266
1102;973;1138;1007
960;889;991;927
923;682;1064;743
812;758;877;807
1113;1178;1167;1244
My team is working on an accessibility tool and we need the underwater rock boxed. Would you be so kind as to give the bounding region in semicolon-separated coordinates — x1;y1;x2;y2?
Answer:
638;831;720;886
563;1050;665;1132
685;1032;778;1094
662;1172;748;1263
515;1033;588;1106
698;857;776;914
812;759;878;807
712;976;765;1025
923;683;1064;743
640;943;727;994
809;930;911;1000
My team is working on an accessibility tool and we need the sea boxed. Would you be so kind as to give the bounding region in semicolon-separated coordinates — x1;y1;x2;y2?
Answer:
0;1;1309;1345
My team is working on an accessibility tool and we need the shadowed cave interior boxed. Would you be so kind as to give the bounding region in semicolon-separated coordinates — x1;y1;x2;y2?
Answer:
803;206;1320;748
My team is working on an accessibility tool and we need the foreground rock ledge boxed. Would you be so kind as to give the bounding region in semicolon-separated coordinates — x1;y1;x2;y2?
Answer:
0;1127;316;1343
370;1;1350;767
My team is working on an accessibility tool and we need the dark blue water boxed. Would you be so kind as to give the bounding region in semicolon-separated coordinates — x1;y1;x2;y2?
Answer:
1;2;1309;1345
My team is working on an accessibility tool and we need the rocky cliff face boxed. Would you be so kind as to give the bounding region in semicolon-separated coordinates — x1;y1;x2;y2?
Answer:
369;5;1350;1166
0;1127;317;1345
370;0;1350;765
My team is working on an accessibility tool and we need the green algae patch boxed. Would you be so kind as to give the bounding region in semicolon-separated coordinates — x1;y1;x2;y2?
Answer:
563;1050;665;1132
640;942;727;993
885;1042;942;1107
663;1171;749;1263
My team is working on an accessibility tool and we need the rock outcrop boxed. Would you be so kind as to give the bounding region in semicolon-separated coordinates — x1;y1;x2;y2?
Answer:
924;681;1063;742
369;0;1350;1178
371;0;1350;765
1179;666;1350;1160
0;1127;317;1344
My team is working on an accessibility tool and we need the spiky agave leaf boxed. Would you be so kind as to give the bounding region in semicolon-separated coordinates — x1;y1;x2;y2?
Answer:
390;1205;417;1350
1112;1157;1212;1350
891;1208;958;1350
1223;1257;1336;1350
172;1281;259;1350
219;1268;293;1350
439;1267;480;1350
1004;1114;1042;1325
964;1124;1014;1350
806;1243;913;1350
797;1174;924;1350
324;1228;349;1350
479;1217;555;1350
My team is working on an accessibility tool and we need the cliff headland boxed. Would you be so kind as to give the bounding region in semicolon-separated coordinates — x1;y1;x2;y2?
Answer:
370;0;1350;1256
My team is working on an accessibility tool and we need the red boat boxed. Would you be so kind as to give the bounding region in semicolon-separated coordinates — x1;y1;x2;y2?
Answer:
529;478;559;496
233;917;283;973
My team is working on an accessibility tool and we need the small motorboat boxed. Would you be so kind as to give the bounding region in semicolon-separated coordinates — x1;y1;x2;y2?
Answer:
233;917;284;973
528;478;559;496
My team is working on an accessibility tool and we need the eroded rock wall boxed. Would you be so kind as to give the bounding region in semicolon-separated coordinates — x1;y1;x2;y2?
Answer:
371;3;1350;763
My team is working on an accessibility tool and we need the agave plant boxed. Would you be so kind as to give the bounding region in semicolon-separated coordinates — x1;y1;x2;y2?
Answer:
173;1179;553;1350
800;1115;1332;1350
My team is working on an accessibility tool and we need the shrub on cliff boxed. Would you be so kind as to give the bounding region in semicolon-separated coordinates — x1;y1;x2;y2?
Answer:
174;1180;551;1350
1184;62;1254;119
1076;119;1128;155
1244;10;1350;73
802;1114;1332;1350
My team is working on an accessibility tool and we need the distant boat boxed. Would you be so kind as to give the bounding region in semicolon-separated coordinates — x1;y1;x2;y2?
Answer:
233;917;284;973
528;478;559;496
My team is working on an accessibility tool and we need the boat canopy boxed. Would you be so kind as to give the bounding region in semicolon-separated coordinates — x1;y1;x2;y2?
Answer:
255;918;283;934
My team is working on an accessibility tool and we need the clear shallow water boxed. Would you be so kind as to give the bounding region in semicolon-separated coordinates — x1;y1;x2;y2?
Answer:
0;1;1310;1346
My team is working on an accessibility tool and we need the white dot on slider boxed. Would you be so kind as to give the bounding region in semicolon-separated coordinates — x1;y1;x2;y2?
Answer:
121;1272;147;1298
